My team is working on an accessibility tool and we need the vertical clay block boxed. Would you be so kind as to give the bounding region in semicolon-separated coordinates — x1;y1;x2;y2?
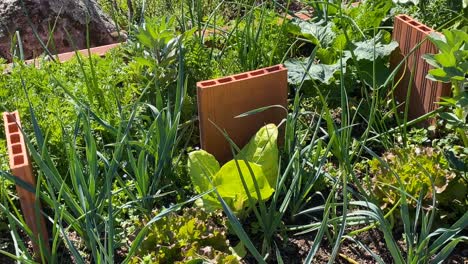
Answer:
3;111;49;255
197;65;288;163
390;15;451;126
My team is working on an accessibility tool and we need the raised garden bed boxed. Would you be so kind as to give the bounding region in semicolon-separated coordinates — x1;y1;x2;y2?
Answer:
0;1;466;263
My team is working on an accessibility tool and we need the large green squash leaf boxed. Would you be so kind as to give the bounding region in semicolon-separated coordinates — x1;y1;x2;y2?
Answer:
285;52;351;85
235;124;279;188
288;20;336;47
352;32;398;61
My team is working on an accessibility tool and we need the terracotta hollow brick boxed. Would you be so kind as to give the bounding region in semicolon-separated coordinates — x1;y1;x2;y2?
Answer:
197;64;288;163
390;15;451;126
2;111;49;257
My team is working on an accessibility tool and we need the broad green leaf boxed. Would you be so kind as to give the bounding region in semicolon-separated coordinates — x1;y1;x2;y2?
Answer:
427;68;451;82
444;150;468;172
439;112;464;125
213;160;274;212
442;29;468;49
187;124;278;214
353;32;399;61
317;48;339;64
285;52;351;85
444;67;465;80
188;150;220;193
359;58;392;87
236;124;279;188
427;32;456;54
332;33;347;51
422;54;442;68
434;53;456;67
291;20;336;47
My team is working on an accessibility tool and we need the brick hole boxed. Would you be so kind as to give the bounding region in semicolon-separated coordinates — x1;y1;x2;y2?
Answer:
6;113;16;123
8;124;19;133
200;81;216;87
217;77;233;84
234;74;248;80
250;69;265;76
399;15;410;21
13;155;24;166
12;144;22;155
419;25;431;32
266;65;281;72
409;21;419;27
10;134;20;144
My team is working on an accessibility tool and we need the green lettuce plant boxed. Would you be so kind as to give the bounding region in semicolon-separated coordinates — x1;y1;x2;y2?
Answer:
188;124;279;215
369;146;467;221
128;208;239;264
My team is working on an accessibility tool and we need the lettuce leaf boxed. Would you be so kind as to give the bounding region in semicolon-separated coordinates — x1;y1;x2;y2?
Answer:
188;124;279;214
235;124;279;188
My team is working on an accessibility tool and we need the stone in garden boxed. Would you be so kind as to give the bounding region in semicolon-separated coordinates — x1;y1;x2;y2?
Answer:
0;0;120;61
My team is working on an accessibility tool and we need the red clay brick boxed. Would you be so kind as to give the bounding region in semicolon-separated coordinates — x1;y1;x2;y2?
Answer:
197;64;288;163
3;111;49;256
390;15;451;126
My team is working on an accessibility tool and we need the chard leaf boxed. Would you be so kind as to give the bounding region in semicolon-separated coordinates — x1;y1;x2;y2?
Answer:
188;124;279;214
236;124;279;188
188;150;222;211
188;150;220;193
213;160;274;212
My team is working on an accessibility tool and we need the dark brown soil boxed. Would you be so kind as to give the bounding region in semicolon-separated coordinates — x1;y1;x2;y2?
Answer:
278;228;395;264
242;224;468;263
0;231;14;264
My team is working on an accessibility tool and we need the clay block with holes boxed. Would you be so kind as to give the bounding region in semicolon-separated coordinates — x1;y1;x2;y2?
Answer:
197;65;288;163
390;15;451;126
3;111;49;254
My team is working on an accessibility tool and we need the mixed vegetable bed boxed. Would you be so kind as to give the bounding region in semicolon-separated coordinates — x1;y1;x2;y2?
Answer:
0;0;467;263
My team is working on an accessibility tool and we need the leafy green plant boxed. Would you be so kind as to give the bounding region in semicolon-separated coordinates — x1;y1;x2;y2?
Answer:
188;124;278;215
0;51;138;174
128;207;239;264
423;29;468;147
369;146;467;221
285;0;398;101
347;146;468;264
130;16;181;88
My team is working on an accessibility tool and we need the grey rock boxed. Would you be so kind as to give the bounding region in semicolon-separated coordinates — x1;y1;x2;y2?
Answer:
0;0;120;61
